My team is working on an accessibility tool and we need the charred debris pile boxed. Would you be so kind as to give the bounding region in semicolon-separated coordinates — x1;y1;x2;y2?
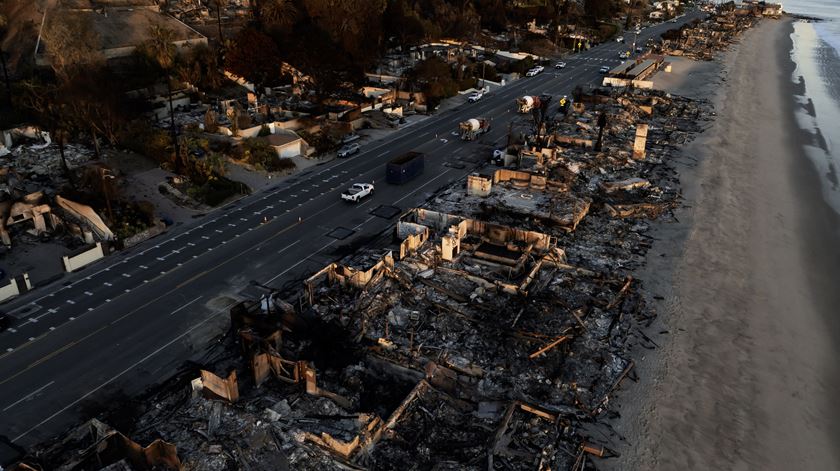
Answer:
14;88;712;471
653;9;762;61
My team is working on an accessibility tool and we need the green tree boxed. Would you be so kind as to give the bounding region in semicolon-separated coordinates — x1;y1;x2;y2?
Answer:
382;0;426;47
409;56;458;108
301;0;387;61
475;0;508;32
584;0;619;24
225;27;284;91
177;42;223;92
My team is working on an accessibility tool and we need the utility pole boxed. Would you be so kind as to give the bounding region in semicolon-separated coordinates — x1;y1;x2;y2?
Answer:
167;76;177;157
595;112;607;152
100;168;116;223
0;47;11;108
33;8;47;64
632;31;638;56
216;2;224;44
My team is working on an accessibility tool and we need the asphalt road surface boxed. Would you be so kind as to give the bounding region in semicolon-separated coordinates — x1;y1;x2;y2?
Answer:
0;13;702;450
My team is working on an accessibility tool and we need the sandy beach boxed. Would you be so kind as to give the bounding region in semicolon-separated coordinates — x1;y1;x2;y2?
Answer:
608;17;840;470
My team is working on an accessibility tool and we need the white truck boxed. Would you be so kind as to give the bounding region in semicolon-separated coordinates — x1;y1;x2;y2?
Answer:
341;183;374;203
468;90;484;103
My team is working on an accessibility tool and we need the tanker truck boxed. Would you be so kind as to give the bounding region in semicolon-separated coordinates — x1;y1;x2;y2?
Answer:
516;95;541;113
459;118;490;141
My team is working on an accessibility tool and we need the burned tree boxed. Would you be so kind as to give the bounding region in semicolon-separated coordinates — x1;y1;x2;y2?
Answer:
40;12;104;84
595;111;607;151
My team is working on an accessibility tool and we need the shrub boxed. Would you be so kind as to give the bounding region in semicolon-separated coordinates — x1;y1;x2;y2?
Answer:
188;176;250;207
238;137;297;173
120;123;172;164
458;77;478;91
298;131;335;154
511;57;535;76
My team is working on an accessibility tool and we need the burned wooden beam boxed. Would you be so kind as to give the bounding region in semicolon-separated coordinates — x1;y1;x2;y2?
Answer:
607;276;633;310
529;335;571;359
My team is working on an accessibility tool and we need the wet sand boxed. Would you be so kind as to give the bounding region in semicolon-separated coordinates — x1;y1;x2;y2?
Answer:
608;17;840;470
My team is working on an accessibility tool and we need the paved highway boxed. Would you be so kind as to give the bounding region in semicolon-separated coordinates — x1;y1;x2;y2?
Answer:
0;14;701;450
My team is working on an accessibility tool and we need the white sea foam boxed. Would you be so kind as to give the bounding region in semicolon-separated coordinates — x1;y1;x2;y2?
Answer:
784;0;840;55
813;20;840;56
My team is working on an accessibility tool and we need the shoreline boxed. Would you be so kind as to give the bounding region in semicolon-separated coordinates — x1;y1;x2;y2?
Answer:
782;15;840;456
607;16;840;469
787;13;825;22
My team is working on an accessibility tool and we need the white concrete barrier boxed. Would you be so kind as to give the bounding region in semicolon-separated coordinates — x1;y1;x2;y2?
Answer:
63;243;105;272
0;273;31;303
602;77;655;89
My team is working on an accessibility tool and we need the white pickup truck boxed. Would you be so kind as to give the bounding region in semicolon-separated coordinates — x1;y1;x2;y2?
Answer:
341;183;374;203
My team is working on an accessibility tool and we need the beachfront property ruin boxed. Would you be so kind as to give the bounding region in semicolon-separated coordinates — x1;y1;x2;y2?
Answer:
7;83;716;470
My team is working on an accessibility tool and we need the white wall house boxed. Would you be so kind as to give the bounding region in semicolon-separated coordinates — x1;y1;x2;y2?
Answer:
262;129;309;158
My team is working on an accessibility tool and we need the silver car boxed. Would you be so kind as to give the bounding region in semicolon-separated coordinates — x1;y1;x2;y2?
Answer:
337;143;361;158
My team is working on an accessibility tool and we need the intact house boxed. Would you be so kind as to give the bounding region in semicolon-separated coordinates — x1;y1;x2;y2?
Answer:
262;129;310;159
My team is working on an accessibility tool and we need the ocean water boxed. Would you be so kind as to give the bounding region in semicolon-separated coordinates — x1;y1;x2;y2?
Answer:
786;0;840;213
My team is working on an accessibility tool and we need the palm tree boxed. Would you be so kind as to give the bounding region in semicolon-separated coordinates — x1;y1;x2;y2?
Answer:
259;0;298;29
137;26;180;169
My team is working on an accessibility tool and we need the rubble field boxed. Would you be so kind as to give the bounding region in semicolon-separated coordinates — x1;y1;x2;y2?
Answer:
653;9;762;61
12;84;714;471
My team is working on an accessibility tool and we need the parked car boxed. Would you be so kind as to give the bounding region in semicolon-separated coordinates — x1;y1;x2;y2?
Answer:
336;143;361;158
526;65;544;77
0;312;10;333
636;46;644;53
468;91;484;103
341;133;360;144
554;62;566;69
616;36;625;43
619;51;630;59
599;66;611;74
341;183;374;203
